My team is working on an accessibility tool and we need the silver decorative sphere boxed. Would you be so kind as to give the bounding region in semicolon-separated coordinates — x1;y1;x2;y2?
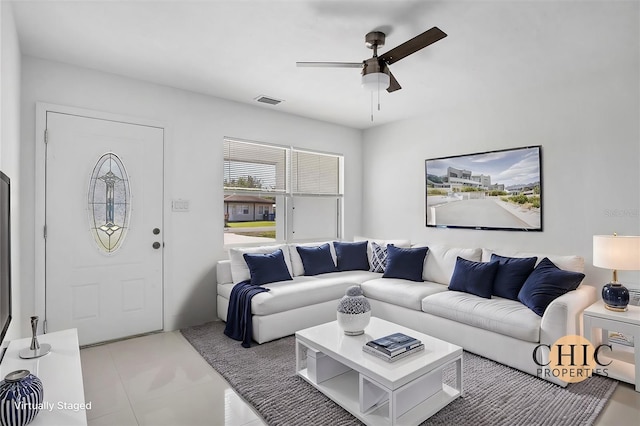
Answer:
337;285;371;335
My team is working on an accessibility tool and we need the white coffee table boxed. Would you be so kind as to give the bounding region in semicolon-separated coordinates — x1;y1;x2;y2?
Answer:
295;317;463;426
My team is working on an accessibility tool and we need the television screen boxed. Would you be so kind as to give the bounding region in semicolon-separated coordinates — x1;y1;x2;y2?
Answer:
0;171;12;349
425;146;543;231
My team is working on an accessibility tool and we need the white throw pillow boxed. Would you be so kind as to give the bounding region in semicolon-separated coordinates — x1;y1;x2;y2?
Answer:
482;248;585;273
288;241;337;276
415;244;482;284
229;244;293;284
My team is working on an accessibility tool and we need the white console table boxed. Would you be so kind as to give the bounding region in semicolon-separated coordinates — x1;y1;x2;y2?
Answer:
0;329;87;425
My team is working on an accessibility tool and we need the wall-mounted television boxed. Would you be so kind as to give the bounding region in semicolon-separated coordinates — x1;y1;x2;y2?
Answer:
425;146;543;231
0;171;13;358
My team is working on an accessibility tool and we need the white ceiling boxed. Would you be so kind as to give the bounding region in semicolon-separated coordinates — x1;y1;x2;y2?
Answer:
10;0;635;129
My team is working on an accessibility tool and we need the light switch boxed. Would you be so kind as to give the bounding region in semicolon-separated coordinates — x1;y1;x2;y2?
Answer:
172;199;190;212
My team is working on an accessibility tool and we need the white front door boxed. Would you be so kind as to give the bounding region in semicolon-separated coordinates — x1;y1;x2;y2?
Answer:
45;112;164;345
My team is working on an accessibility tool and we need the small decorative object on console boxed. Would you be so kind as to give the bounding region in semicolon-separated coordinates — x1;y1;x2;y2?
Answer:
19;316;51;359
0;370;44;426
593;234;640;312
337;285;371;335
608;331;634;347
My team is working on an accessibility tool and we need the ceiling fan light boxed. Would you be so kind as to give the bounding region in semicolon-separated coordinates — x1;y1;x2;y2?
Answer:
361;72;390;91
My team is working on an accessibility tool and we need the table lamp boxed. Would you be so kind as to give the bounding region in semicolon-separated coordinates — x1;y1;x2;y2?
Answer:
593;234;640;312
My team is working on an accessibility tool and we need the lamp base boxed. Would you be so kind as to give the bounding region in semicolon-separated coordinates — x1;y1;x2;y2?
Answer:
604;304;627;312
602;282;629;312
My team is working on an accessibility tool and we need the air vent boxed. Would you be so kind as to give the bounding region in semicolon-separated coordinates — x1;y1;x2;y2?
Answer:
254;95;283;106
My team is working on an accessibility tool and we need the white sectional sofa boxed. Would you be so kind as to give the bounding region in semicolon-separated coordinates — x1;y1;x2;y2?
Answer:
216;240;597;386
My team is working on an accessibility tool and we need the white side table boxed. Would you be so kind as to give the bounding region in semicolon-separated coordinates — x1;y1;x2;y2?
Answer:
583;301;640;392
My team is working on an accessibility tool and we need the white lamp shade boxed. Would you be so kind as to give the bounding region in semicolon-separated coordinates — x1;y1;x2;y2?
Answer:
361;72;390;91
593;235;640;270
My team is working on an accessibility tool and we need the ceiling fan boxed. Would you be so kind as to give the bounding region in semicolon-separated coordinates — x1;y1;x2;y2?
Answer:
296;27;447;93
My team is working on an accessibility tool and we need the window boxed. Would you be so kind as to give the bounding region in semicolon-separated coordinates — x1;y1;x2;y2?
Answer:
223;138;343;245
289;149;341;241
88;152;131;253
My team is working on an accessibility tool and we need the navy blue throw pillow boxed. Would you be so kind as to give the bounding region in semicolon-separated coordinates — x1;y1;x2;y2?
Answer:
296;244;338;276
449;257;499;299
382;245;429;282
333;241;370;271
518;257;585;316
243;249;293;286
490;254;537;300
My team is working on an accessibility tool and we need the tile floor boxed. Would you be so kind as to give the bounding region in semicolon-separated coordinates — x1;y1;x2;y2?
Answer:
81;331;265;426
81;330;640;426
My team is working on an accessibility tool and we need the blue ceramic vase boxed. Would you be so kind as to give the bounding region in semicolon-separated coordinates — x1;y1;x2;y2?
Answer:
0;370;44;426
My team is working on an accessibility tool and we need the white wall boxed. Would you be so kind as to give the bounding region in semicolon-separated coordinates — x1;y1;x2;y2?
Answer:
20;56;363;335
1;1;22;340
362;6;640;289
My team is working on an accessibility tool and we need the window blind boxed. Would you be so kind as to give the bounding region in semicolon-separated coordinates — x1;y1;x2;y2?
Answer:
291;150;341;195
223;139;286;193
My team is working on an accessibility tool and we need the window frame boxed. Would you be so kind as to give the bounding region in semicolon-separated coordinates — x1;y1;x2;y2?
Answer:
223;137;343;247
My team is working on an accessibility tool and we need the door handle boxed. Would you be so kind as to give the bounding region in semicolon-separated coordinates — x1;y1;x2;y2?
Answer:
153;228;160;235
153;242;161;249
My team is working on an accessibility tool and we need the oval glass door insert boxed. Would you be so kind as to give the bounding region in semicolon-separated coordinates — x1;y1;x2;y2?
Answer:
88;153;131;253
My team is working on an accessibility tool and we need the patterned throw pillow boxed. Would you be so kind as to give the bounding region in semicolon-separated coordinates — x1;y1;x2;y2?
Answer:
370;241;388;273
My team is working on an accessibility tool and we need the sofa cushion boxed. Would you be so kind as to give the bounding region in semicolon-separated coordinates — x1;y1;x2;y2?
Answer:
361;278;447;311
217;270;379;300
490;254;537;300
313;270;381;283
415;245;482;284
518;258;585;316
229;244;293;284
249;275;358;316
217;276;317;299
482;249;584;273
370;242;387;273
422;291;542;343
383;245;429;282
449;257;498;299
289;241;337;276
296;244;338;276
217;259;233;285
334;241;370;271
243;249;293;286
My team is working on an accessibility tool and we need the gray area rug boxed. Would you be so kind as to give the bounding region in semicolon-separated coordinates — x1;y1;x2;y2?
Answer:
181;321;617;426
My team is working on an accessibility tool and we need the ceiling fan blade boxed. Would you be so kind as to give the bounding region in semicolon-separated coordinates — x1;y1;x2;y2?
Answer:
379;27;447;65
296;62;363;68
387;71;401;93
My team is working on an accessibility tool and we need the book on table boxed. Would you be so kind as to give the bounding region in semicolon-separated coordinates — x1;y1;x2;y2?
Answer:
363;342;424;362
366;332;422;355
364;332;423;358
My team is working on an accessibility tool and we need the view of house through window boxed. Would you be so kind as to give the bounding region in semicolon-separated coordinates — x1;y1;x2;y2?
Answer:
223;138;343;246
